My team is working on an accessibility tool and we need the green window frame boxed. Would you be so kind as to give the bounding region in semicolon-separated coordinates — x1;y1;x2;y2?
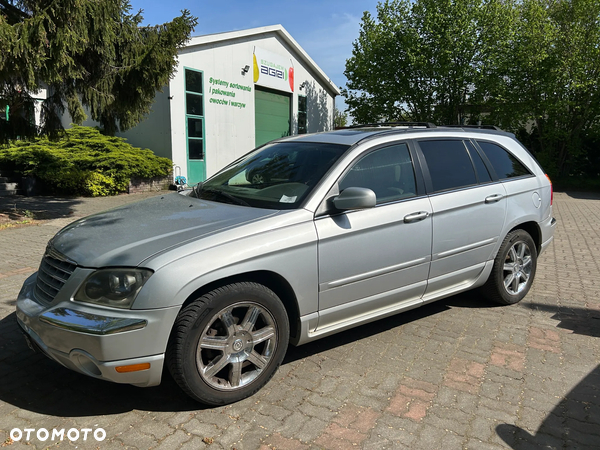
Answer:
0;99;9;121
185;68;205;161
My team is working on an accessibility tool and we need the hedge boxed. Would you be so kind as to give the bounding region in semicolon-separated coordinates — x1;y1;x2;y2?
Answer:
0;126;173;196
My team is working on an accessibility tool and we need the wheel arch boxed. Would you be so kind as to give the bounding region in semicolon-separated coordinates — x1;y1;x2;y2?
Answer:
180;270;301;342
508;221;541;254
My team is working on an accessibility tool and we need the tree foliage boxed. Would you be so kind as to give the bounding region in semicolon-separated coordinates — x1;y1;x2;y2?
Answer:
0;0;197;141
344;0;600;176
343;0;512;125
334;107;348;128
501;0;600;176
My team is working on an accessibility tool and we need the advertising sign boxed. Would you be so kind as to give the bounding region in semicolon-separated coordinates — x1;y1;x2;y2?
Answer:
253;47;294;93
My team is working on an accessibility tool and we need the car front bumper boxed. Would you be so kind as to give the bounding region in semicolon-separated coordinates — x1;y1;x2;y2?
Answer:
16;273;180;387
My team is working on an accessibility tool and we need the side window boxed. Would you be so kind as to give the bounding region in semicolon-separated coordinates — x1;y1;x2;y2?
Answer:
419;140;477;192
465;141;492;183
339;143;416;204
477;141;531;179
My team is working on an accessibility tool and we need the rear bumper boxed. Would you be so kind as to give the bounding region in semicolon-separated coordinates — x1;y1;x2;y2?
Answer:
16;273;180;387
540;216;557;256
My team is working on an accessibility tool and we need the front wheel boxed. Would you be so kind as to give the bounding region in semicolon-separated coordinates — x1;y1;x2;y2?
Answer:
167;282;289;405
481;229;538;305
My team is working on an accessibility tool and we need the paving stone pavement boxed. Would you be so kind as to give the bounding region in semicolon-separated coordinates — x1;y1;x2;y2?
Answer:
0;191;599;449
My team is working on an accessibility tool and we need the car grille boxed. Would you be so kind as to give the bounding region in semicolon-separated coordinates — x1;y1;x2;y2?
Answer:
34;248;78;304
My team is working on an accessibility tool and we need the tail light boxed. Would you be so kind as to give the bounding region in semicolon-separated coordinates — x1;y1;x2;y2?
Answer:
545;174;553;205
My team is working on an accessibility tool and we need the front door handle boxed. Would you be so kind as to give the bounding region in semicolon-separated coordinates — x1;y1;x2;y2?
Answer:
485;194;504;203
404;211;429;223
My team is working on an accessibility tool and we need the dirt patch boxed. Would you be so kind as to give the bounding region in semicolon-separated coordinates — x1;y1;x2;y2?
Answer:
0;209;41;230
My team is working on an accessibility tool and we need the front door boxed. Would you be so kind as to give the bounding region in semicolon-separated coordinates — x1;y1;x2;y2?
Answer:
315;143;432;331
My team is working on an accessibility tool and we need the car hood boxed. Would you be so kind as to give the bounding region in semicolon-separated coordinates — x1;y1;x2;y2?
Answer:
50;193;279;267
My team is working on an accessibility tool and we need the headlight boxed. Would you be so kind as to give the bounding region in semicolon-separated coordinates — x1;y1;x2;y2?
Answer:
73;269;153;309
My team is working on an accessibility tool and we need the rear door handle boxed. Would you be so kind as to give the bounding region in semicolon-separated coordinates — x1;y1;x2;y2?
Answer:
404;211;429;223
485;194;504;203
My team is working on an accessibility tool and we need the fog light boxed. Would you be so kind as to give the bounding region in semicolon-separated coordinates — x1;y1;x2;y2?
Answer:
115;363;151;373
74;353;101;376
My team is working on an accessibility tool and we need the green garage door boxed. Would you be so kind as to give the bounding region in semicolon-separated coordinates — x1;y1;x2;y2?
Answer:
255;88;291;148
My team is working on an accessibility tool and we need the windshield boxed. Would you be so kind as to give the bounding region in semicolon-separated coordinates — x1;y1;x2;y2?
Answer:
196;141;349;209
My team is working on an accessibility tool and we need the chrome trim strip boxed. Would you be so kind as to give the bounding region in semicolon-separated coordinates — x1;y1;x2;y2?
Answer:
320;257;429;291
39;308;147;335
434;237;496;260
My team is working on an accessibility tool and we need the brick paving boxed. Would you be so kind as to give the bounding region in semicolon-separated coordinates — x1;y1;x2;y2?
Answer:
0;191;599;449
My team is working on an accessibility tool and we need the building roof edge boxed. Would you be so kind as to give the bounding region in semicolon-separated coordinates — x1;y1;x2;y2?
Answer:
185;25;340;96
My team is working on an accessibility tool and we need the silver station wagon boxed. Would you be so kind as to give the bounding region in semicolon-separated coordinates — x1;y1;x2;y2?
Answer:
16;124;556;405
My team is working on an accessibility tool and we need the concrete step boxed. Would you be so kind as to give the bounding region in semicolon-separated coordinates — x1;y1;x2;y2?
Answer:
0;181;21;196
0;183;19;191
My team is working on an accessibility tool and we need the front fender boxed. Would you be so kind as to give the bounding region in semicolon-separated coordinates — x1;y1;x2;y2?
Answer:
132;219;318;317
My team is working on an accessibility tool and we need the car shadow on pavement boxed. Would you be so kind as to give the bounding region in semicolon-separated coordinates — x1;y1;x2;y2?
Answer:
522;302;600;338
496;364;600;449
283;290;496;364
0;313;203;416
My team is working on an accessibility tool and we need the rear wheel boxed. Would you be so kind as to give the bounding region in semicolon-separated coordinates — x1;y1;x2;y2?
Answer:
481;229;538;305
167;282;289;405
251;172;266;184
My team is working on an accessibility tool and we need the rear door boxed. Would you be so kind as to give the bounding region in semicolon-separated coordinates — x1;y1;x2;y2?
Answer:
416;139;507;299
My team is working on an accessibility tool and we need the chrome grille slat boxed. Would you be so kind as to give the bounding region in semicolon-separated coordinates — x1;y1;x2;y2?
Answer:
36;280;58;297
34;249;77;304
39;262;70;284
34;285;54;303
42;259;73;277
37;269;65;289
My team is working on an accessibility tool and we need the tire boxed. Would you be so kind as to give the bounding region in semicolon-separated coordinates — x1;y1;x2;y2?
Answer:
251;171;266;184
167;282;289;405
481;229;538;305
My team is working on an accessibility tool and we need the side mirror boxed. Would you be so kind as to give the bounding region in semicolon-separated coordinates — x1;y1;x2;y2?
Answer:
332;187;376;211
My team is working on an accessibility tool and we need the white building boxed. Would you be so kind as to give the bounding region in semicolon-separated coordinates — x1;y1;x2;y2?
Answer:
112;25;340;184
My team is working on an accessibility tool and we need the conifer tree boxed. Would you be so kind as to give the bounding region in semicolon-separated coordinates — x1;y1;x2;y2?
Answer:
0;0;197;141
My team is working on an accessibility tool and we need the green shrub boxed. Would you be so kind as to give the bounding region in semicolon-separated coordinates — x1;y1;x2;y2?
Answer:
0;126;172;196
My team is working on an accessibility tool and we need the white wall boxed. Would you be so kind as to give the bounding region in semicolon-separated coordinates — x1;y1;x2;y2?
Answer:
115;89;172;159
170;32;336;180
59;90;172;158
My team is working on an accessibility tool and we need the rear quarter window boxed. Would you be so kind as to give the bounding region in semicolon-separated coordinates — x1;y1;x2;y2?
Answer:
477;141;532;179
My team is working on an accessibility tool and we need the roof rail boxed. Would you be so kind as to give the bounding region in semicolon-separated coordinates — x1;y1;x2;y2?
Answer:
444;124;504;131
350;121;437;129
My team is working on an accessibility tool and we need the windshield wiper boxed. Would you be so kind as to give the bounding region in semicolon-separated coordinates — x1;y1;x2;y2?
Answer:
201;187;251;207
